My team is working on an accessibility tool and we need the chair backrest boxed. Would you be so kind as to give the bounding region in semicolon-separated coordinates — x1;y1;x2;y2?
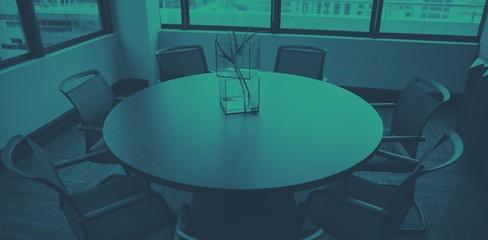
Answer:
382;131;463;239
1;135;70;200
59;70;116;152
274;45;327;80
391;77;450;157
155;45;209;82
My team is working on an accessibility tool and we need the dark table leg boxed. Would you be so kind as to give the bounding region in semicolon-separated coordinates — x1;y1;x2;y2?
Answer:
188;191;301;229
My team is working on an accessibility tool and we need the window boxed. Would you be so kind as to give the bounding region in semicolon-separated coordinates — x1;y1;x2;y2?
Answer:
160;0;181;24
0;0;28;62
160;0;488;42
33;0;103;47
380;0;486;36
280;0;373;32
1;0;111;69
188;0;271;28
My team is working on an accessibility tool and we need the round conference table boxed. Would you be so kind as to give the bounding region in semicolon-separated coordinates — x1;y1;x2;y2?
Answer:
103;72;383;228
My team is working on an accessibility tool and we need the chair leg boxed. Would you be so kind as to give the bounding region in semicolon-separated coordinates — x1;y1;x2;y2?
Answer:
122;165;132;175
398;199;426;232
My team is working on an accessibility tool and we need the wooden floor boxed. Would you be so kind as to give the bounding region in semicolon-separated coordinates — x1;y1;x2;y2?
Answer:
1;107;487;240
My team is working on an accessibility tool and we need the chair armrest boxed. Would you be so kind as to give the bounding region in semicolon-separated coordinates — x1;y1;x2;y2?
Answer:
370;102;396;108
376;149;419;165
382;135;426;142
54;149;109;169
176;230;198;240
78;124;103;133
303;229;325;240
78;191;151;223
307;190;388;217
115;96;126;102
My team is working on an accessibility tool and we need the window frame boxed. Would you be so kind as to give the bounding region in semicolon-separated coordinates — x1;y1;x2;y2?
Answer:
160;0;488;43
0;0;113;70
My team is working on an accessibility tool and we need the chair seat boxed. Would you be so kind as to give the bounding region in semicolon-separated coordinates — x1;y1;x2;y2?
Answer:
88;138;105;152
304;132;463;240
65;175;175;240
306;176;395;239
360;141;418;173
323;175;394;208
88;139;121;165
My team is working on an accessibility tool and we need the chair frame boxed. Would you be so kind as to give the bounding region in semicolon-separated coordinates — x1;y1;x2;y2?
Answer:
366;77;451;172
1;135;176;240
374;77;450;138
155;45;210;82
304;131;463;239
59;70;118;154
274;45;327;81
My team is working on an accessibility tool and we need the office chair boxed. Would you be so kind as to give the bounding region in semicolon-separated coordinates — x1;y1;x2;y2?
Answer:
302;131;463;240
1;135;176;240
155;45;210;82
274;45;327;81
59;70;117;154
174;203;324;240
59;70;130;169
360;76;451;173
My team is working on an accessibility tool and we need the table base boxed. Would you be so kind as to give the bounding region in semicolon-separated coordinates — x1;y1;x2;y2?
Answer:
188;191;301;229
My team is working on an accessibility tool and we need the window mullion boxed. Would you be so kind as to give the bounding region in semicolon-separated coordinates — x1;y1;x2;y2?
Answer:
16;0;44;57
477;1;488;40
370;0;384;38
181;0;189;30
98;0;113;33
271;0;281;34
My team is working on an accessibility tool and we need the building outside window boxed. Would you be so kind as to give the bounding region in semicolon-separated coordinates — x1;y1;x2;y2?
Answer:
0;0;28;61
160;0;182;24
381;0;486;36
159;0;487;39
33;0;102;47
280;0;373;32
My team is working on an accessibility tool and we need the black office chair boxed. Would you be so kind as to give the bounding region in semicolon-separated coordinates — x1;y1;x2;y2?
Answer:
360;76;451;173
274;45;327;81
302;131;463;240
59;70;117;155
1;135;176;240
59;70;132;170
174;203;324;240
155;45;210;82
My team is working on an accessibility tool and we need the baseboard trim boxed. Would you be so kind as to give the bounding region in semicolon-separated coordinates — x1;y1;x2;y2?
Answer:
0;109;80;172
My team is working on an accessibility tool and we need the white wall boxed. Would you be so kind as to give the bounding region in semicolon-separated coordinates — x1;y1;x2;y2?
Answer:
0;34;125;148
159;30;478;94
0;0;482;149
110;0;161;85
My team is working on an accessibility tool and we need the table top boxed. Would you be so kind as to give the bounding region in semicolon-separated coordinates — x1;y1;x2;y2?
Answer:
104;72;383;192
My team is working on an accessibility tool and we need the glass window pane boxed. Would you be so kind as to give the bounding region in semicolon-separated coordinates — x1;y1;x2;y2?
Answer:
380;0;486;36
281;0;373;32
0;0;29;61
160;0;182;24
189;0;271;28
33;0;102;47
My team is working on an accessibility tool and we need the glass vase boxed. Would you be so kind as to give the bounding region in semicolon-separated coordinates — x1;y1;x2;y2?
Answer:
215;31;260;114
219;75;260;114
